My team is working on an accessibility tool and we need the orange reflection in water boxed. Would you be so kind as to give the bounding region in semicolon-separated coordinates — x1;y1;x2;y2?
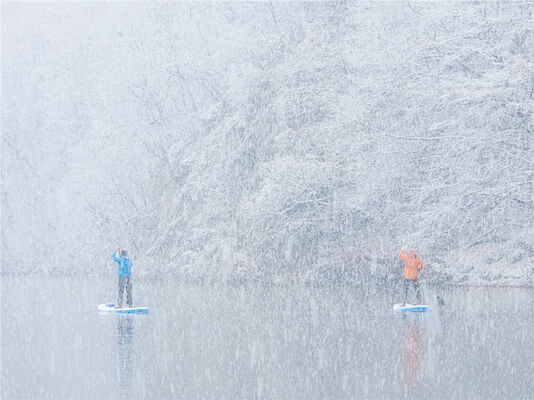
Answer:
402;319;422;386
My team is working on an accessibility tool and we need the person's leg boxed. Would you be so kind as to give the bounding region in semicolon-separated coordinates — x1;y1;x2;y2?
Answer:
118;277;125;308
414;280;421;304
126;276;133;307
403;279;409;305
409;280;418;304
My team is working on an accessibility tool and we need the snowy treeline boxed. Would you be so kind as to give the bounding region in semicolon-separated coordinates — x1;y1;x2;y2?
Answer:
2;2;533;285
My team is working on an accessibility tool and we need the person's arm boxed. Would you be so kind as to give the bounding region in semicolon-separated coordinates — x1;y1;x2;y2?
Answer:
112;246;121;263
418;258;425;270
399;247;409;262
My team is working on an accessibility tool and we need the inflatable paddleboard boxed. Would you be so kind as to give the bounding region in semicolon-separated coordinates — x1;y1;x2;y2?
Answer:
98;303;149;314
393;303;431;312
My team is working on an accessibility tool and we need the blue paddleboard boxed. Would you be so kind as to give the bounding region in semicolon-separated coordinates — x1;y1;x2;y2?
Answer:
98;303;149;314
393;303;431;312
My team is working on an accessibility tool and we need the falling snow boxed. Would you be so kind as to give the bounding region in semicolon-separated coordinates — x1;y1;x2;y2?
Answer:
2;1;534;399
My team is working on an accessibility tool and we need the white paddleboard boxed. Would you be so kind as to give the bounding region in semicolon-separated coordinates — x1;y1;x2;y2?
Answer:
393;303;431;312
98;303;149;314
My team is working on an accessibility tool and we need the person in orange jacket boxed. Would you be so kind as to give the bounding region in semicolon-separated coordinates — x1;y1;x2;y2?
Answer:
399;247;425;305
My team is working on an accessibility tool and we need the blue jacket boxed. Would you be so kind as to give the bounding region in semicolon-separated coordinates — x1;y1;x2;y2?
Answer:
112;252;132;277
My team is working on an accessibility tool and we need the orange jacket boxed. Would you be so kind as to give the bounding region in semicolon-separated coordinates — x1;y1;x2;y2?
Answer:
399;249;425;280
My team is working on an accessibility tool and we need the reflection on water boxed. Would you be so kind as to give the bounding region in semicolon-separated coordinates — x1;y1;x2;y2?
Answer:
117;316;134;398
401;315;424;398
3;277;534;399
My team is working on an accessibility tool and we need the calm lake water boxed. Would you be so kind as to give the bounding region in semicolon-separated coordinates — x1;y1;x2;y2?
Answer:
2;275;534;399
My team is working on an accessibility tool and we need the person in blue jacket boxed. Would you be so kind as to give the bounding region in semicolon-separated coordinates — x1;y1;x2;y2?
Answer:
112;246;133;308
